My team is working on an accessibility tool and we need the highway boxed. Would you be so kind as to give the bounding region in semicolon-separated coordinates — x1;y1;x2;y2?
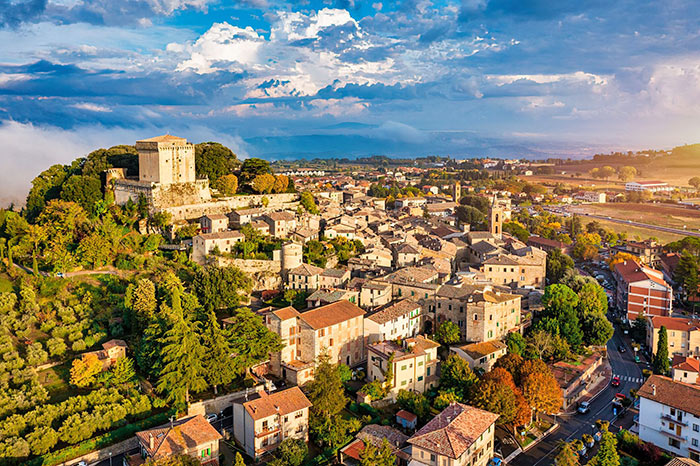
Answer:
510;325;643;466
571;211;700;238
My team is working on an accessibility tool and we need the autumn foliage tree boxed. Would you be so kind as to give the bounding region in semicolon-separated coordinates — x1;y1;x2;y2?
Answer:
69;354;102;387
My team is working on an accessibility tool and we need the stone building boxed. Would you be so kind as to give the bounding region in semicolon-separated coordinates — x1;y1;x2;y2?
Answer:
113;135;211;208
288;263;324;292
263;300;366;386
192;231;244;264
366;335;440;400
428;284;522;343
264;211;297;238
364;298;422;344
199;214;228;234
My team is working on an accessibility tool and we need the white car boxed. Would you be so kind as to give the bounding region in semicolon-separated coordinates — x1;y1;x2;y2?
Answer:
205;413;218;423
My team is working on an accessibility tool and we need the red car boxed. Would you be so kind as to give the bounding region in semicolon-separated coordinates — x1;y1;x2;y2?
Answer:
611;376;620;387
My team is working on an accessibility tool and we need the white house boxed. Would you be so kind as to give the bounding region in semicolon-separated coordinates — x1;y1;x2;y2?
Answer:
626;181;672;193
637;375;700;462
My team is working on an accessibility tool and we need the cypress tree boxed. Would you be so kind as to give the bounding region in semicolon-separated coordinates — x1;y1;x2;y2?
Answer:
201;311;236;395
157;314;207;405
653;326;670;375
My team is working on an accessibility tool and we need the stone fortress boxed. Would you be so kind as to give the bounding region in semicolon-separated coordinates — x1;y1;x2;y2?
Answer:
107;135;299;222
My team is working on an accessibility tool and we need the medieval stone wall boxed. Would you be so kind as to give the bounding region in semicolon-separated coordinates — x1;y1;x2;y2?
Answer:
163;192;300;221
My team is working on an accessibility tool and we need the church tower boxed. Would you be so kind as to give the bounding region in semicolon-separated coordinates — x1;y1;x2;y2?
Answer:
489;195;503;239
453;183;461;202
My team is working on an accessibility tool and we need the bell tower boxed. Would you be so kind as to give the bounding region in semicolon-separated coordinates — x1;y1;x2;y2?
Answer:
489;195;503;239
453;183;461;202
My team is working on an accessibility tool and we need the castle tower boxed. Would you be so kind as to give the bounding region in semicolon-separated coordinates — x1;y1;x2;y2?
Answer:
135;134;196;185
453;183;462;202
281;242;303;279
489;195;504;239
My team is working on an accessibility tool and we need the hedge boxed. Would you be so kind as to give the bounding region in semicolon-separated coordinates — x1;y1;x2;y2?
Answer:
28;409;174;466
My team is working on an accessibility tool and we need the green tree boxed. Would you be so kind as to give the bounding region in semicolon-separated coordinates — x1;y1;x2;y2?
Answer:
26;426;59;455
653;326;670;375
359;439;396;466
195;142;239;184
125;279;158;329
506;332;527;356
239;158;271;183
227;308;283;376
503;221;530;242
439;354;477;401
554;441;579;466
157;312;208;405
276;438;307;466
455;205;485;228
201;311;236;394
588;426;620;466
434;320;461;345
396;389;431;420
674;252;699;299
546;249;574;284
25;164;69;220
459;194;490;214
192;265;253;311
60;174;103;215
111;356;136;385
309;351;347;419
300;192;319;214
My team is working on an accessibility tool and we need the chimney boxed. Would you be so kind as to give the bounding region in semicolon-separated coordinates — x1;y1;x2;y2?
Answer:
149;433;154;451
652;384;656;396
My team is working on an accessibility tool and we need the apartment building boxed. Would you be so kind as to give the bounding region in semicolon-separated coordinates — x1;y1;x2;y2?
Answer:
263;300;365;385
614;260;672;321
450;340;507;372
232;387;312;461
429;284;522;343
647;316;700;358
366;335;439;400
481;253;546;289
287;263;324;292
364;298;422;344
637;375;700;462
408;403;499;466
263;211;297;238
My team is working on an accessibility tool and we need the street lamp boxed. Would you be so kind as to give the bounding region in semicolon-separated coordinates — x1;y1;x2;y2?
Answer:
109;451;113;466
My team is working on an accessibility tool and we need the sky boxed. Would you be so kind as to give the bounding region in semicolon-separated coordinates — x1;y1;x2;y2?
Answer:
1;0;700;205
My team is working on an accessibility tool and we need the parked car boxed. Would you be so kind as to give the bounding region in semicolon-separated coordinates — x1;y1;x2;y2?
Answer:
634;355;641;363
577;401;591;414
611;376;620;387
618;345;626;353
205;413;218;423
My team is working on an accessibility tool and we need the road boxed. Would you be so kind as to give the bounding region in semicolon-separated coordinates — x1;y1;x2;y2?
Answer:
571;211;700;238
510;325;643;466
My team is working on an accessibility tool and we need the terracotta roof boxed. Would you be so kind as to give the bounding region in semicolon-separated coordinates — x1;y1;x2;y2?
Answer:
637;375;700;417
271;306;301;321
672;355;700;373
613;260;669;288
470;241;501;254
289;263;324;276
243;386;312;421
527;236;564;249
666;459;700;466
648;316;700;332
367;298;421;324
135;415;221;460
102;339;127;350
397;410;418;423
265;211;296;222
341;425;410;462
483;255;520;266
137;134;187;143
408;403;499;459
197;231;244;240
300;300;365;329
454;340;506;360
321;267;348;278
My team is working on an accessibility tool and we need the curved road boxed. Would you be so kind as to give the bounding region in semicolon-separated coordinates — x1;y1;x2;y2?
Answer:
510;324;643;466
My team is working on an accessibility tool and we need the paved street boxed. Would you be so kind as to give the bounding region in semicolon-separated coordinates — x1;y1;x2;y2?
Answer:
510;325;643;466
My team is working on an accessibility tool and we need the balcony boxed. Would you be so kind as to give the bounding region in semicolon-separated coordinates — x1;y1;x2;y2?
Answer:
661;414;688;426
255;424;281;438
659;429;686;443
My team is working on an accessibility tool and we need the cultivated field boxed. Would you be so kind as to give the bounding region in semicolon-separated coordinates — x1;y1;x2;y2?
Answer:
580;217;687;244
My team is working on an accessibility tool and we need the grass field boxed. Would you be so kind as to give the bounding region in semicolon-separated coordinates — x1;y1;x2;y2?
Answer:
579;217;687;243
577;203;700;231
